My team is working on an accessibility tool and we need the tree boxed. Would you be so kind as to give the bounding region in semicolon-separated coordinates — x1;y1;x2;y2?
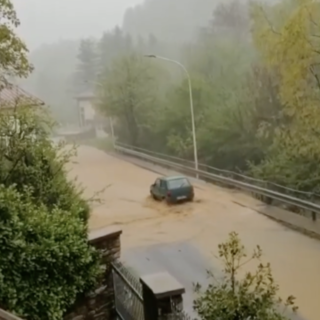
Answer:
0;0;32;80
0;102;100;319
0;104;90;221
75;38;97;91
210;0;251;40
97;28;135;81
194;232;298;320
0;3;100;318
98;53;165;147
158;77;211;159
250;0;320;193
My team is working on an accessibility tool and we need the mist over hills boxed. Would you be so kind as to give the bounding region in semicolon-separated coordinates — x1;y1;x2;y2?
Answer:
17;0;221;122
122;0;214;43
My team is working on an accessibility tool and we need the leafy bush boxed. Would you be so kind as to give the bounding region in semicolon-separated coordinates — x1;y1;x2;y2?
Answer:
0;185;100;320
0;105;101;319
0;106;90;222
193;232;298;320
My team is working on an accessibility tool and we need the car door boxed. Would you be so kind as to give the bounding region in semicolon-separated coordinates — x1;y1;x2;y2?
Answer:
153;178;161;198
159;179;167;198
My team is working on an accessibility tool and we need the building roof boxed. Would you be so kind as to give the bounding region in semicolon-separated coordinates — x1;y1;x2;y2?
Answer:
0;83;45;109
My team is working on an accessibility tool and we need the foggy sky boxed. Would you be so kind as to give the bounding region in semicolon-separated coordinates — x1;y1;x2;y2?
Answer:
12;0;143;50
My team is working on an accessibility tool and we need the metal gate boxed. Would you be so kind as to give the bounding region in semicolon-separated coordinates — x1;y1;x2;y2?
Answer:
112;261;144;320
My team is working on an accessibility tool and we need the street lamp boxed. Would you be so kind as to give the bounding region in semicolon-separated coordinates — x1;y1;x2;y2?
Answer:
144;54;199;175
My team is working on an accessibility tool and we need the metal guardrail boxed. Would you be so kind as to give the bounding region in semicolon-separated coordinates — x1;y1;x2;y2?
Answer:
115;142;320;201
114;144;320;219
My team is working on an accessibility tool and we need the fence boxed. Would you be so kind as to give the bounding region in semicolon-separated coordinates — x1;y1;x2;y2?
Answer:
115;142;320;201
111;261;193;320
112;261;144;320
114;142;320;221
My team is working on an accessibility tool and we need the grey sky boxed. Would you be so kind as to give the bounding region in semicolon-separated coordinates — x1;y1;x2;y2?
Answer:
12;0;143;50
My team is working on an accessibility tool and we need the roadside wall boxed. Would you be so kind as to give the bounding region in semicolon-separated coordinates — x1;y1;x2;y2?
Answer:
64;227;122;320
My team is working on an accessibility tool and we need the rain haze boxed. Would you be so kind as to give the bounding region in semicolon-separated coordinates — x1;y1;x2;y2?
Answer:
13;0;143;49
5;1;320;320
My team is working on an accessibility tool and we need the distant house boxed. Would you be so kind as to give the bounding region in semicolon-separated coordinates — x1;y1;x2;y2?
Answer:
75;90;96;128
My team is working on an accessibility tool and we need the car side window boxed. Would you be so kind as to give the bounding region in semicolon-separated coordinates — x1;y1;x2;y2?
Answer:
160;180;166;189
155;179;161;187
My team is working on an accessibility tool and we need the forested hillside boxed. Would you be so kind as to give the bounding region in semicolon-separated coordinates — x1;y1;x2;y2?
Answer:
93;0;320;195
21;0;320;194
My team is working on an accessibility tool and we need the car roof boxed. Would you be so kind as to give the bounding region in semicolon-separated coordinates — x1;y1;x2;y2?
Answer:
162;175;187;181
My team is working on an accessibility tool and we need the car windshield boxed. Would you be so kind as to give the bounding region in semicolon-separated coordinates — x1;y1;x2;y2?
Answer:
167;178;190;189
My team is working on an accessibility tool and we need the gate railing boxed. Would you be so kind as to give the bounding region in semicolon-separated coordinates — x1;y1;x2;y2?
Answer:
112;261;144;320
111;261;194;320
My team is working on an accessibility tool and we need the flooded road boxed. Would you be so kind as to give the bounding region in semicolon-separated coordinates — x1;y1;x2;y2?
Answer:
70;146;320;320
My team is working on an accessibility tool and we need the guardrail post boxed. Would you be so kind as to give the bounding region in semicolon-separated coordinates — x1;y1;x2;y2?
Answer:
140;272;185;320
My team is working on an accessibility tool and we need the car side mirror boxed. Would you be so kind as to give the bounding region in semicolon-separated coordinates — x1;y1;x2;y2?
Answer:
151;183;155;187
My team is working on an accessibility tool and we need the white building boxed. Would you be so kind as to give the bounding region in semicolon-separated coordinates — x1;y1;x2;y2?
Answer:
75;90;96;128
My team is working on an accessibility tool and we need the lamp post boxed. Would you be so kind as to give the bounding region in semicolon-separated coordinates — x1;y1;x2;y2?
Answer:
144;54;199;175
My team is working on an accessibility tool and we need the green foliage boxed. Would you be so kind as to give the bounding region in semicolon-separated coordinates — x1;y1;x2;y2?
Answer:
0;185;100;320
0;106;90;222
0;2;102;319
98;53;167;147
249;0;320;192
0;103;100;319
98;0;320;194
194;232;298;320
0;0;32;79
25;0;317;194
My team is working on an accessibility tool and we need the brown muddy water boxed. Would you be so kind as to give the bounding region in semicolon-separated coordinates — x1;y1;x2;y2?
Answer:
68;145;320;320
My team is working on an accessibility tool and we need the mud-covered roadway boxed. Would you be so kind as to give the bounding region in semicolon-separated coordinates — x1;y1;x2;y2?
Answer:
68;145;320;320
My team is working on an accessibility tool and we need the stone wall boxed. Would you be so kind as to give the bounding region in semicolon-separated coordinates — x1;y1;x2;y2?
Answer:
64;226;122;320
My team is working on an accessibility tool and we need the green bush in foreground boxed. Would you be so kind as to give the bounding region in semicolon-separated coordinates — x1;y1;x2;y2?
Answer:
0;107;90;223
0;106;100;319
0;185;101;320
194;232;298;320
